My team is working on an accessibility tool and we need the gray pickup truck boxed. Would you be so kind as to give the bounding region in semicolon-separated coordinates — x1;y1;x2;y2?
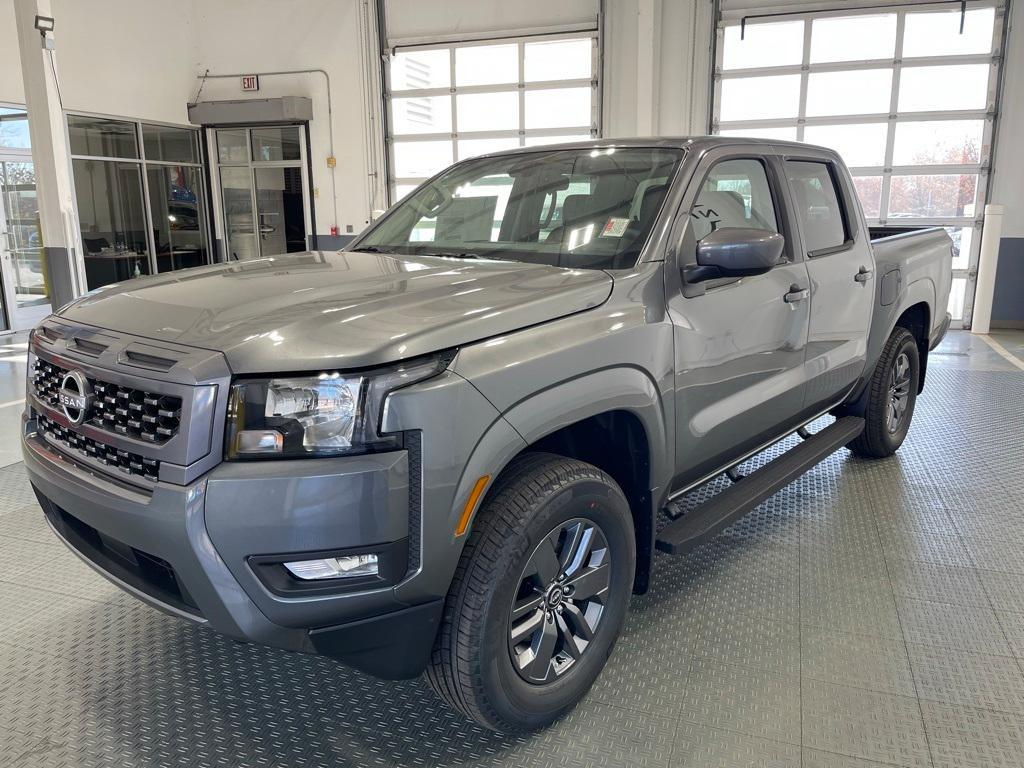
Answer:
22;137;951;731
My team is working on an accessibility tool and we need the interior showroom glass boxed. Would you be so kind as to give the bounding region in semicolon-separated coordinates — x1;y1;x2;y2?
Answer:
68;115;211;289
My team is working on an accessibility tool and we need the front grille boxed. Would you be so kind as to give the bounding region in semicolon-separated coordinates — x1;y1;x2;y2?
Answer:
37;413;160;482
33;359;182;443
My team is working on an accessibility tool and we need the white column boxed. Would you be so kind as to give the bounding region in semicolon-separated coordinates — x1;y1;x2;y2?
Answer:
14;0;83;308
635;0;662;136
971;204;1005;334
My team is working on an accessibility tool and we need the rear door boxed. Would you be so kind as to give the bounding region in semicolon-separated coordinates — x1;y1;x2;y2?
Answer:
666;147;812;490
781;155;874;412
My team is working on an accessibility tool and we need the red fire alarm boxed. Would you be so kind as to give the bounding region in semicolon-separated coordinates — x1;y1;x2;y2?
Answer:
330;226;338;236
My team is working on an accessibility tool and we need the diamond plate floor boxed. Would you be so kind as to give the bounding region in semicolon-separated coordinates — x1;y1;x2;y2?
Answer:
2;332;1024;767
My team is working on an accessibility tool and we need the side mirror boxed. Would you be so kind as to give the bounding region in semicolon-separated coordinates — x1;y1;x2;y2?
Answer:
688;227;785;283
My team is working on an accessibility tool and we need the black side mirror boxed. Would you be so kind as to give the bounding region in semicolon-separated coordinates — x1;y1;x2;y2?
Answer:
687;227;785;283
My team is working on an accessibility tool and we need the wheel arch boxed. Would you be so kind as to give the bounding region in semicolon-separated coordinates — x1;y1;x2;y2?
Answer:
894;300;931;393
455;367;670;594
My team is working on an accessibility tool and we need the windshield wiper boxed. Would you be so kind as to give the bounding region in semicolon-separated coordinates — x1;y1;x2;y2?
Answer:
351;246;387;253
417;251;483;259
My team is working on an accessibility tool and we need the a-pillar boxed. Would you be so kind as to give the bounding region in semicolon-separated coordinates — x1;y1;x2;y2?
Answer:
14;0;83;309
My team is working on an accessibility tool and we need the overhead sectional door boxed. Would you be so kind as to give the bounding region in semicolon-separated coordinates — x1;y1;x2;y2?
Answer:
712;1;1006;327
385;32;601;202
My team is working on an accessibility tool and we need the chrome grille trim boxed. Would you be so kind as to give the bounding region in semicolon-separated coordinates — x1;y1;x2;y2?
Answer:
33;358;182;443
37;414;160;483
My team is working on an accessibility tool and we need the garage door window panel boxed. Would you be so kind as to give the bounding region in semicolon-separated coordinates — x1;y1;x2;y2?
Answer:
888;174;978;219
524;88;592;130
902;7;995;57
722;20;804;69
802;124;888;168
455;44;518;87
892;120;985;165
806;70;892;117
720;75;801;121
898;65;991;112
810;14;896;63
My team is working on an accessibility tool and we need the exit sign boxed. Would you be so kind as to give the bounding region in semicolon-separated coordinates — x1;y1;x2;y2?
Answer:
241;75;259;91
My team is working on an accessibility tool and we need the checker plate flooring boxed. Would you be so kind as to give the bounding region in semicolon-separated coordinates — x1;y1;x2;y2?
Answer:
2;337;1024;767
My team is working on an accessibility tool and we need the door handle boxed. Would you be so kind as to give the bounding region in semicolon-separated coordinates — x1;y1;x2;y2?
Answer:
854;266;873;283
784;286;809;303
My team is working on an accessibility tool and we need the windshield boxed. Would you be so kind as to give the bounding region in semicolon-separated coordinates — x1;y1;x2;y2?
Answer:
356;147;685;270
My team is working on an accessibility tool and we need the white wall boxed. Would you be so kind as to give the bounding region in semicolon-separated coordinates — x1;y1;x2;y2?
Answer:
0;0;720;246
990;0;1023;238
0;0;197;123
191;0;380;235
602;0;714;138
384;0;598;42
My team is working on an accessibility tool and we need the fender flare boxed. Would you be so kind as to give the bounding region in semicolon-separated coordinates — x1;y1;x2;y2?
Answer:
847;276;935;410
449;367;670;591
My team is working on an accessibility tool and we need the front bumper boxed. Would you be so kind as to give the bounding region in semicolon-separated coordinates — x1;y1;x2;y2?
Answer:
22;415;441;679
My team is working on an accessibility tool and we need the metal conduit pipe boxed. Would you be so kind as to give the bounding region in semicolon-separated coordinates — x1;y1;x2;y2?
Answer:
193;69;340;232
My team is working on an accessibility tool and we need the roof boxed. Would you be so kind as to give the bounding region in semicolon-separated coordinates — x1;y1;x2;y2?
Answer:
469;135;832;159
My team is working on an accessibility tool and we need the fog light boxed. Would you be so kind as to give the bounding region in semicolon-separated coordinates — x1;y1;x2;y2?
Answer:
283;554;379;580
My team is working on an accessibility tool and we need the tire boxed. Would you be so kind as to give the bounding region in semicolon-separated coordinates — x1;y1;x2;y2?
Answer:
426;452;636;732
848;327;920;458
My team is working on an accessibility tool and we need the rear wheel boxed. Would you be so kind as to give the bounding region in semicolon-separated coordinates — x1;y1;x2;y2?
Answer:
848;327;920;458
426;453;635;732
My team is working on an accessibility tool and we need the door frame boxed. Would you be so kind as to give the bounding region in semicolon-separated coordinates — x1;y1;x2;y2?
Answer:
206;123;314;261
0;147;50;332
664;143;813;494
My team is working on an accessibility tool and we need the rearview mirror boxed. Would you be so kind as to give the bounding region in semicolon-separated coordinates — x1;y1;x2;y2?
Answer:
688;227;784;283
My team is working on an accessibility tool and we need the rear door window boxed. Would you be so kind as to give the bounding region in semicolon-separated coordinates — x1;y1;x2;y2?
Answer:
785;160;849;254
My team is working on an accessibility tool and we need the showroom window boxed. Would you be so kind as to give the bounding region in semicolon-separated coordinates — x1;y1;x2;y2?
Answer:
68;115;211;289
385;32;600;201
713;2;1004;325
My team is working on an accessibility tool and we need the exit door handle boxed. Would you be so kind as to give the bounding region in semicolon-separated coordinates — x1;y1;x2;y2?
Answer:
854;266;873;283
784;286;809;303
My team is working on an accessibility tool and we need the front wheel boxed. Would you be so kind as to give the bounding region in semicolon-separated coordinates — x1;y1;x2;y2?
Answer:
848;326;920;458
426;453;635;732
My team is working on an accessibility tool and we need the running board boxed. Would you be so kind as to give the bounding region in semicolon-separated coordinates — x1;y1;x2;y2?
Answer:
655;416;865;555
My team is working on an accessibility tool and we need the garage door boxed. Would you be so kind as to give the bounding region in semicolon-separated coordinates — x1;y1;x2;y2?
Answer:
712;1;1006;328
384;32;600;202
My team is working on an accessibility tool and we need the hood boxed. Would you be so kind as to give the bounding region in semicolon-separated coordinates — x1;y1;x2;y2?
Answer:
59;251;613;374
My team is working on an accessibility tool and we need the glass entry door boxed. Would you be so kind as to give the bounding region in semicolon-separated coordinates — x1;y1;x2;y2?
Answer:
214;126;311;261
0;159;50;331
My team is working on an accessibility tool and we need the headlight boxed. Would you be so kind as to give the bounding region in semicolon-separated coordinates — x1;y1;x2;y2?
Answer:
225;354;448;459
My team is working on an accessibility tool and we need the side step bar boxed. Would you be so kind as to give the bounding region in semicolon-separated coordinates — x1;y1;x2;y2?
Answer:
655;416;865;555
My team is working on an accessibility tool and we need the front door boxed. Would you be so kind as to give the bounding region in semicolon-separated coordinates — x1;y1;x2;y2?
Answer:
0;158;50;332
213;126;312;261
667;152;811;491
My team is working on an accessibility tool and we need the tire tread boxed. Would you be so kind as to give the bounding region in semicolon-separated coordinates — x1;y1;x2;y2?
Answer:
426;452;624;730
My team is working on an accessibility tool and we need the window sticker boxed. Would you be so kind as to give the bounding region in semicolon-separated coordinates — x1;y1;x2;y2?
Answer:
601;217;630;237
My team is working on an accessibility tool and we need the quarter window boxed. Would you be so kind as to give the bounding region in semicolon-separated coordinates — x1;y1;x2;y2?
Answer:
786;161;848;254
690;158;779;243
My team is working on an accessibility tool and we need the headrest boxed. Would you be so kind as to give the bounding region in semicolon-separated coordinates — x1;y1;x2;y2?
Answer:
561;194;601;225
